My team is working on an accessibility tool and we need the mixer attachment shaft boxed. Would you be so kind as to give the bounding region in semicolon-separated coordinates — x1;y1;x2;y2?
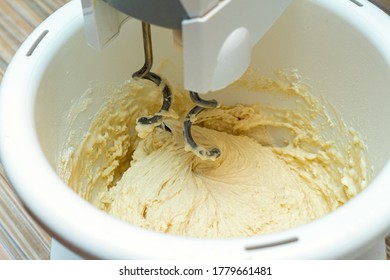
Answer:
184;91;221;160
132;22;172;130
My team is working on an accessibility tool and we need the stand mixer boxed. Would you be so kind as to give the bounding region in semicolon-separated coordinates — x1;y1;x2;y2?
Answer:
1;0;389;259
81;0;292;160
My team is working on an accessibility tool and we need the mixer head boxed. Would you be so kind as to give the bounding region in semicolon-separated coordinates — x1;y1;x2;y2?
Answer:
81;0;291;159
82;0;291;93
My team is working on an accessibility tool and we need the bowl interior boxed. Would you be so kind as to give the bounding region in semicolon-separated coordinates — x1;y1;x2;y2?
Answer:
35;0;390;178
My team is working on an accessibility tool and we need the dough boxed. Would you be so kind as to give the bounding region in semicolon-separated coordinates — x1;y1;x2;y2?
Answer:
58;67;370;238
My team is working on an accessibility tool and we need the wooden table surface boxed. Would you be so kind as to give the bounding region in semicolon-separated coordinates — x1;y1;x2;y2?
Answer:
0;0;389;260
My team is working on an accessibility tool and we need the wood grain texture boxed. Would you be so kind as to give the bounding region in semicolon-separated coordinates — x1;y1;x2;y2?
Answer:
371;0;390;13
0;0;389;260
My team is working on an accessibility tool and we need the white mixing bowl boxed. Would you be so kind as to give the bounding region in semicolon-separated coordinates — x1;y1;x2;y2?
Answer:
1;0;390;259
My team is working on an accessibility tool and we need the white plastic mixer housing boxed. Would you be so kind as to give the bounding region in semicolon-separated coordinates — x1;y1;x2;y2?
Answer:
81;0;292;93
0;0;390;259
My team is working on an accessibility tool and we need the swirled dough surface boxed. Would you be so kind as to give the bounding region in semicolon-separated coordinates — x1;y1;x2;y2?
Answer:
58;66;369;238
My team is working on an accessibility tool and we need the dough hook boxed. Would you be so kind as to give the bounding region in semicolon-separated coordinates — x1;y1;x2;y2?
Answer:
134;22;220;160
132;22;172;129
184;91;221;160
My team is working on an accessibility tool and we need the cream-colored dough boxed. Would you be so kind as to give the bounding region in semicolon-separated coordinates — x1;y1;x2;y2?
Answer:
58;67;369;238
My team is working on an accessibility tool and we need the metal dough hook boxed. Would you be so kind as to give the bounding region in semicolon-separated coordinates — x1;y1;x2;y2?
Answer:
184;91;221;160
133;23;220;160
132;22;172;129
